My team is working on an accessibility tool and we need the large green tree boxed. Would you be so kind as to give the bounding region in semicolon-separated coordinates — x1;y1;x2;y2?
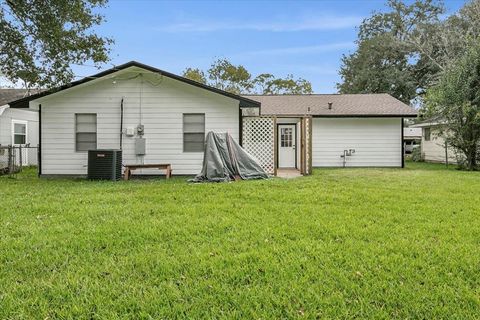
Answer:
425;42;480;170
182;58;313;95
337;0;444;103
0;0;112;89
338;0;480;104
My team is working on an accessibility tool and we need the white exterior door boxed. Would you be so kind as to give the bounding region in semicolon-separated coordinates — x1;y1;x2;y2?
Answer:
12;120;28;166
278;124;296;168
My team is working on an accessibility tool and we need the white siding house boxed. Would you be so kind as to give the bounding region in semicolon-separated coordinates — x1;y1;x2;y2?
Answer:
411;121;459;164
8;62;417;177
245;94;416;169
0;105;38;166
17;63;257;176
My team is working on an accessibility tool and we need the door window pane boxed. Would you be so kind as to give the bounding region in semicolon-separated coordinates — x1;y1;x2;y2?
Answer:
281;127;292;147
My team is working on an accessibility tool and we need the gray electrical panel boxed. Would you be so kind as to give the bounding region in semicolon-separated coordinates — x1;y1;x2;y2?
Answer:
135;138;146;155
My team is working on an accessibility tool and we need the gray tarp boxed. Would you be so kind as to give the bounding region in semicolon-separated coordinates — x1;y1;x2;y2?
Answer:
189;132;269;182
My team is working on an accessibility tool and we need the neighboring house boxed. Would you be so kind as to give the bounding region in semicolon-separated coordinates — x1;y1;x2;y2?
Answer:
8;61;417;177
0;89;39;166
411;118;458;164
403;127;422;154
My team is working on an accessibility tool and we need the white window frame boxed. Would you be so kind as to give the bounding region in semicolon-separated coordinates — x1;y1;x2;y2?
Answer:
11;120;28;146
75;113;97;152
183;113;205;153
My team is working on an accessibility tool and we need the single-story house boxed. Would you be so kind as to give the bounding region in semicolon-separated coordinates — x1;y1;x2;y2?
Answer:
403;127;422;154
411;118;458;164
8;61;417;177
0;89;39;167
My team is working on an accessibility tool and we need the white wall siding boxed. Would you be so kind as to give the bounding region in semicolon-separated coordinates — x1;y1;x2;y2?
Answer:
0;108;38;165
421;127;458;164
312;118;402;167
34;72;239;175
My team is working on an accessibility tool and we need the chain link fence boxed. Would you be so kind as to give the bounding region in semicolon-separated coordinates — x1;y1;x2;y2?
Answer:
0;145;38;177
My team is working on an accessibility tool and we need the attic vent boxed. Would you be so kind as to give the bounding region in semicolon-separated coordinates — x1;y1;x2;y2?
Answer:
328;102;333;110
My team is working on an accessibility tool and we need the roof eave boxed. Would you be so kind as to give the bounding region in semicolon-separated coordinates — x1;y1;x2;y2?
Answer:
259;113;417;118
8;61;261;109
312;114;417;118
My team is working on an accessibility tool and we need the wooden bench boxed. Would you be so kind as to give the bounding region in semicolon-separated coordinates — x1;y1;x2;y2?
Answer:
123;164;172;180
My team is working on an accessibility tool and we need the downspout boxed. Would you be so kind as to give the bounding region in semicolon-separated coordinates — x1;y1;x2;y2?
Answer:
38;104;42;177
401;118;405;168
120;97;124;150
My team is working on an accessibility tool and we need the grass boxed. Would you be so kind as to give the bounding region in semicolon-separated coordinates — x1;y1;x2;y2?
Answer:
0;162;479;319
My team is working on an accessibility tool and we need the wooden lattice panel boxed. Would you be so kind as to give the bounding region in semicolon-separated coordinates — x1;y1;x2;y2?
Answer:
242;117;275;174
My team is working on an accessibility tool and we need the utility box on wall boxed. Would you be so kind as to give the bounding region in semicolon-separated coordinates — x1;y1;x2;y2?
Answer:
135;138;146;155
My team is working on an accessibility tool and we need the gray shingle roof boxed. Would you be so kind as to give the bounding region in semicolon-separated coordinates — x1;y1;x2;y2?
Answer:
243;93;417;117
0;89;37;106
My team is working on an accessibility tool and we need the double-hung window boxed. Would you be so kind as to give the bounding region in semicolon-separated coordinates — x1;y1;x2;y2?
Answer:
183;113;205;152
13;122;27;144
424;127;431;141
75;114;97;151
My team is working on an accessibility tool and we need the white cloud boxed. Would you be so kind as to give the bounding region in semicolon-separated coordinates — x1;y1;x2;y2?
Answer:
156;15;363;33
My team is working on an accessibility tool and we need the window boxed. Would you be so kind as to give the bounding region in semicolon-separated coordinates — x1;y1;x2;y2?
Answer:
280;127;293;147
75;114;97;151
424;127;431;141
13;122;26;144
183;113;205;152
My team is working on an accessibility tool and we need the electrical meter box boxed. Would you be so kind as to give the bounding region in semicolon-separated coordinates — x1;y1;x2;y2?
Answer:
135;138;146;155
137;124;145;136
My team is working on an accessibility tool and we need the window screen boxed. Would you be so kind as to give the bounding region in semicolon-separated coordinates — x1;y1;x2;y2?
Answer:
183;113;205;152
13;123;26;144
76;114;97;151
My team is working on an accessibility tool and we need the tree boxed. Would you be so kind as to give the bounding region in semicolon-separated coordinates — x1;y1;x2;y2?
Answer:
252;73;274;93
338;0;480;104
182;58;313;95
410;0;480;74
338;35;417;103
0;0;112;89
260;74;312;95
425;42;480;170
207;58;253;94
337;0;445;103
182;68;206;84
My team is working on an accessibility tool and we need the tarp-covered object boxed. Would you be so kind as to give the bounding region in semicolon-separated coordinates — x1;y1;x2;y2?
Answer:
190;132;269;182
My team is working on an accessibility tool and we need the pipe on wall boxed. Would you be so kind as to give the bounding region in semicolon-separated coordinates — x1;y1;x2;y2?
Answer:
38;104;41;177
120;97;124;150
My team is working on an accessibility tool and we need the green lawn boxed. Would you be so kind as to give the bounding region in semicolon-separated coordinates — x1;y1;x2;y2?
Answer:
1;162;479;319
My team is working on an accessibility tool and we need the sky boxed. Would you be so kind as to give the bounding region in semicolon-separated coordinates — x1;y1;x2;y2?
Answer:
73;0;466;93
